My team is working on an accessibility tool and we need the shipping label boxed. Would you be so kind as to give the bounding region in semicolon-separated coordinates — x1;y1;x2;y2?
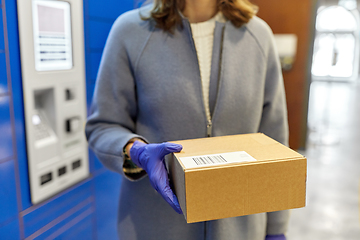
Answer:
179;151;256;169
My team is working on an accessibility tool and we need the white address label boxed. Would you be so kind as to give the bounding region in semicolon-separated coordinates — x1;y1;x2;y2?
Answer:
179;151;256;169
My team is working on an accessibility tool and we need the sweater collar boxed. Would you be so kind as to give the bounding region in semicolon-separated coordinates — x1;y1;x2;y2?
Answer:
179;11;227;38
178;10;227;25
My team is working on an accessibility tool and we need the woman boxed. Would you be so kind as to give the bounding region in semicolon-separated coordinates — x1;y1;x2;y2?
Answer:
86;0;290;239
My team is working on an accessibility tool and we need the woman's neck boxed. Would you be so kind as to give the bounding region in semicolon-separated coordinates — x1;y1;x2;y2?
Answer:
182;0;218;23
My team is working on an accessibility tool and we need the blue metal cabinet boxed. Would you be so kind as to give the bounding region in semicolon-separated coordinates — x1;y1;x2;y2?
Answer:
88;0;134;20
0;96;13;161
89;52;102;83
88;20;113;50
86;83;95;114
31;203;94;240
0;218;20;240
43;213;94;240
4;0;32;211
0;160;18;225
22;180;93;238
1;0;137;238
88;149;104;172
0;9;4;50
0;52;8;94
94;169;121;240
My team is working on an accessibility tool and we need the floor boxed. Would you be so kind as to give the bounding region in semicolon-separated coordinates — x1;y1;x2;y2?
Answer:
287;80;360;240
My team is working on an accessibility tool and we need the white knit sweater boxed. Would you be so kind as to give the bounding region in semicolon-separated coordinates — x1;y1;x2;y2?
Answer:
190;13;225;121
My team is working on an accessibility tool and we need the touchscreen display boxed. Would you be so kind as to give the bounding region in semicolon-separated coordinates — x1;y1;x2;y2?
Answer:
32;0;73;71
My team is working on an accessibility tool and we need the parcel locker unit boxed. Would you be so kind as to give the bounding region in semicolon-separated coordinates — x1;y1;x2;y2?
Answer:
17;0;89;204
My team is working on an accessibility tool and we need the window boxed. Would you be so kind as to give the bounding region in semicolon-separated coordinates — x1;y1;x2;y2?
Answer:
311;5;360;80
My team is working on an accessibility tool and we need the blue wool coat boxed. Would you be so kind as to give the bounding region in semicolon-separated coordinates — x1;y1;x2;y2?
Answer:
86;5;290;240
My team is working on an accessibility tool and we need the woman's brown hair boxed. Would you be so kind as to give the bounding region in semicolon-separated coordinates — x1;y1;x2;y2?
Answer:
145;0;258;32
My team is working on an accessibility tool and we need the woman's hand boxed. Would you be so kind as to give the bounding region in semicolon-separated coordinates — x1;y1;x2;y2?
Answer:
130;141;183;214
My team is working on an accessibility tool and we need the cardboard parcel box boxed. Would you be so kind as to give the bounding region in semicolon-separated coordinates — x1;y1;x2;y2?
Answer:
169;133;307;223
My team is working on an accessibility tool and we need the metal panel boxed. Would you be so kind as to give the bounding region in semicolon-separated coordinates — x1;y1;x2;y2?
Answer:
88;149;104;172
0;53;8;94
0;160;18;225
22;179;92;238
89;51;102;82
3;0;32;210
40;211;94;240
0;9;4;50
88;0;133;20
0;218;21;240
0;96;13;160
94;170;121;240
85;83;95;115
28;201;94;239
88;20;113;50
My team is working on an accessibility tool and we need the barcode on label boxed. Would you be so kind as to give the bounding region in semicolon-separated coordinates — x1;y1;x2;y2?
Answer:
192;155;227;165
179;151;257;169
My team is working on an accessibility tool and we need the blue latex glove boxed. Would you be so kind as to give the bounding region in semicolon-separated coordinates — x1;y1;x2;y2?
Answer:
265;234;286;240
130;140;183;214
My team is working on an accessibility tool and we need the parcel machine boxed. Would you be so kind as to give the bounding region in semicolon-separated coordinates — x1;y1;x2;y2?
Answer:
17;0;89;204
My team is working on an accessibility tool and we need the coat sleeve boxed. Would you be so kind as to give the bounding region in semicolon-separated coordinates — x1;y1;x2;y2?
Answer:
85;15;148;179
257;28;291;235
